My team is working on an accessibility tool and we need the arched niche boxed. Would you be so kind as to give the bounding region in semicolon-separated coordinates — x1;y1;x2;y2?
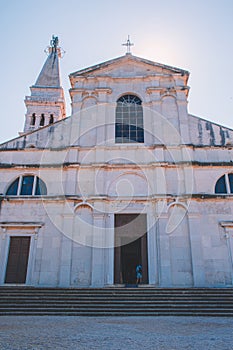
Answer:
74;204;94;242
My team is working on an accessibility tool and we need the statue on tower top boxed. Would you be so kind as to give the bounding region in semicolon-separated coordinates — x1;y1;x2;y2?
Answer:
45;35;64;58
50;35;59;49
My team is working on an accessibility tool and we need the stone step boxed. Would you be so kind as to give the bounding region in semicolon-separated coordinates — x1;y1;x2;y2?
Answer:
0;290;232;295
0;304;232;310
1;295;233;299
0;299;232;304
1;287;233;291
0;305;232;310
1;287;233;316
1;291;233;296
0;310;233;316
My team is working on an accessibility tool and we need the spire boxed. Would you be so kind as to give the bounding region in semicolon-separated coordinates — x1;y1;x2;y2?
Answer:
22;36;66;134
34;36;61;88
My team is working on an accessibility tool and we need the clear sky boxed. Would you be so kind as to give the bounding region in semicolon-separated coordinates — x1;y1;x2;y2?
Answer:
0;0;233;143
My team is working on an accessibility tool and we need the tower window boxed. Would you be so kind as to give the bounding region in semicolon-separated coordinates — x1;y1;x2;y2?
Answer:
30;113;36;126
215;174;233;194
6;175;47;196
115;94;144;143
49;114;54;124
40;114;45;126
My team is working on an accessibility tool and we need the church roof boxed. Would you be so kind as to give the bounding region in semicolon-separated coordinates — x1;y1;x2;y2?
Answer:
70;53;189;78
33;47;61;88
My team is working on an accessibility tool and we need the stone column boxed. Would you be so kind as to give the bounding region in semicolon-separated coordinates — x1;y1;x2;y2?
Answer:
0;229;8;285
58;217;73;287
91;213;106;287
158;216;172;286
177;99;190;144
26;231;39;286
222;225;233;285
147;207;157;285
105;213;114;285
188;215;206;286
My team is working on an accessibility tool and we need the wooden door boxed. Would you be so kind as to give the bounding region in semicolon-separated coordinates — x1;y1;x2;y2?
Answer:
5;236;31;284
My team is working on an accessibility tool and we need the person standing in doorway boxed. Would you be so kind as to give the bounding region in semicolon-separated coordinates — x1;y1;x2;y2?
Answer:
136;264;142;284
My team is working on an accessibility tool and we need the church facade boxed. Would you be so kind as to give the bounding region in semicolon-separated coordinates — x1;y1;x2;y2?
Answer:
0;37;233;288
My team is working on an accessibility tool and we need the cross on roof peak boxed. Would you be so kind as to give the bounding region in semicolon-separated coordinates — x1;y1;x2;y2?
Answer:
122;35;134;55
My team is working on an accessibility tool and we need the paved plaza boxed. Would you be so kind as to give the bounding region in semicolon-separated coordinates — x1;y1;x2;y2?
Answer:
0;316;233;349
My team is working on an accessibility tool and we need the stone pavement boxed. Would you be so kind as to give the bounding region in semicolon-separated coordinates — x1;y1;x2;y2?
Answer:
0;316;233;350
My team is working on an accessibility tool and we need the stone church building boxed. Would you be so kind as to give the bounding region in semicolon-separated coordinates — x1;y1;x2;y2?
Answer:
0;37;233;288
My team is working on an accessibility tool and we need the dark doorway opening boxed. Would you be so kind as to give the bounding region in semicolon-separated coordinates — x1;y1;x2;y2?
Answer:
114;214;148;285
5;236;31;284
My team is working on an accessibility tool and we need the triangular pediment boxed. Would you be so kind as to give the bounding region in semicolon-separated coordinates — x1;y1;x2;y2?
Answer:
70;54;189;79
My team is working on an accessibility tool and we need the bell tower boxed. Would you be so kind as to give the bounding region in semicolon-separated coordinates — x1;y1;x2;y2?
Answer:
23;36;66;133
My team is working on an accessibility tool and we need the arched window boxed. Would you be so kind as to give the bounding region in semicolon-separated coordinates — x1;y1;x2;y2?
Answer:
6;175;47;196
30;113;36;126
49;114;54;124
115;94;144;143
40;114;45;126
215;174;233;194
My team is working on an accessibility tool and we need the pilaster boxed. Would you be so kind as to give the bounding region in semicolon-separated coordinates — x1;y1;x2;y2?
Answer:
91;213;106;286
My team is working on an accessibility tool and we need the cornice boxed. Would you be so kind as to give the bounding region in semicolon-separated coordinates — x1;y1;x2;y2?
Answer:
0;160;233;170
69;88;112;97
1;194;233;204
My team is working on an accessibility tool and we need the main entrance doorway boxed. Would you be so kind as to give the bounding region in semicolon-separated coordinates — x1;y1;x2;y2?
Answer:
5;236;31;284
114;214;148;285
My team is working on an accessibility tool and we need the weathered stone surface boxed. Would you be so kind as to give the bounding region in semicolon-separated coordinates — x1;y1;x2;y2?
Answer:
0;45;233;288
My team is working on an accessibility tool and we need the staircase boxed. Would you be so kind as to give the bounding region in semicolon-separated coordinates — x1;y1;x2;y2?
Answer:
0;287;233;316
